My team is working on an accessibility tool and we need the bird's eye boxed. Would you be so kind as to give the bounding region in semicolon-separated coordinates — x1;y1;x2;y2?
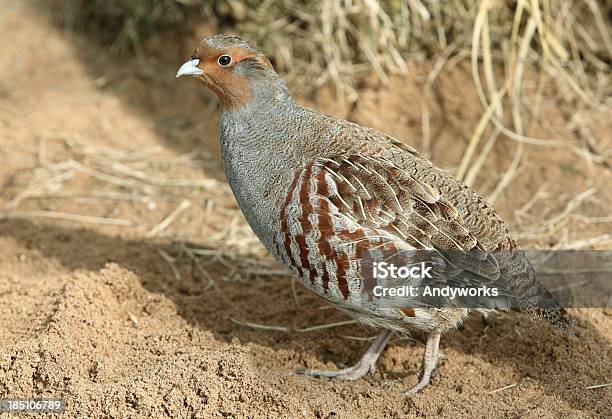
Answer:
218;55;232;66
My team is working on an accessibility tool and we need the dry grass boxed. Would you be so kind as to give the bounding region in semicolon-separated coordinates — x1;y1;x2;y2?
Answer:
0;135;281;285
73;2;610;102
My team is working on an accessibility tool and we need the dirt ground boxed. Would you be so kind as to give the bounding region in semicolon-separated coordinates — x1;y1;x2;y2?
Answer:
0;2;610;418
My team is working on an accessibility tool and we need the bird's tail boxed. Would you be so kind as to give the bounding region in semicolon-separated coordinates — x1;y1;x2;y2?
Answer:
505;251;575;334
525;288;575;334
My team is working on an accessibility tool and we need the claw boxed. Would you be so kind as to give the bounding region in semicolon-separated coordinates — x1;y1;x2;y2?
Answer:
295;330;392;381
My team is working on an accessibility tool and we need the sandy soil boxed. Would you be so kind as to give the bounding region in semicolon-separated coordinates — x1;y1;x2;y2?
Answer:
0;2;610;418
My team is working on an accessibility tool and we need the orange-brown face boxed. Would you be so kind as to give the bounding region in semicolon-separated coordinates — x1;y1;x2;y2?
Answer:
176;44;272;109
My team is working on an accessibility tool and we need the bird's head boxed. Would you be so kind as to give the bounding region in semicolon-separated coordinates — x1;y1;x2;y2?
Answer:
176;34;286;110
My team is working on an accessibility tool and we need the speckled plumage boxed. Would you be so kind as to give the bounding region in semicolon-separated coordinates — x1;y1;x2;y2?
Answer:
178;34;572;394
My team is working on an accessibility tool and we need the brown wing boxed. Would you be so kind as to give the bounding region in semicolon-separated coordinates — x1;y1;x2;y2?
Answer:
320;153;484;252
276;154;502;301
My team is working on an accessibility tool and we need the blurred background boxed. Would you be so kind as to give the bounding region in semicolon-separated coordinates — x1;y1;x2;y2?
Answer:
0;1;610;417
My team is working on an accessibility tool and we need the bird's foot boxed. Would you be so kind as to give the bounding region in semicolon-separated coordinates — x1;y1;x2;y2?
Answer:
296;356;376;381
404;371;434;396
296;329;393;382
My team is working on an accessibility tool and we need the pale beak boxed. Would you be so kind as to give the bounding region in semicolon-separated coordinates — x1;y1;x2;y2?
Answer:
176;59;204;78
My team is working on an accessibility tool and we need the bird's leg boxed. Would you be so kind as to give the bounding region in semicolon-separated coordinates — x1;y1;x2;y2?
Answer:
297;329;393;380
415;331;444;380
405;332;441;396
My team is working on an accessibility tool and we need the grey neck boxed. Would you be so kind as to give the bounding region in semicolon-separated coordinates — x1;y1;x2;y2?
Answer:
218;76;302;249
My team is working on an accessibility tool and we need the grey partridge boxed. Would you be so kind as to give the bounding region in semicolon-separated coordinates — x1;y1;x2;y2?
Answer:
177;34;572;395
